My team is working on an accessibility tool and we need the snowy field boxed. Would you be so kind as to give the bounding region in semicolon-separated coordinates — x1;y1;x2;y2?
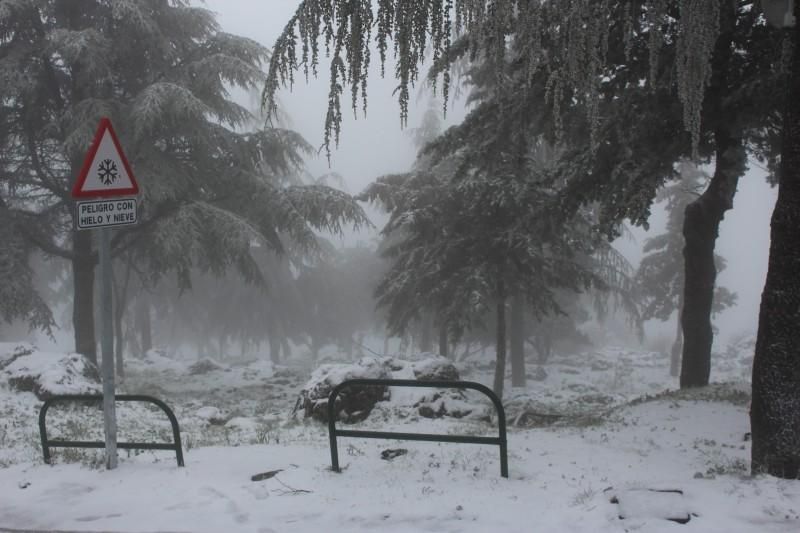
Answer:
1;339;799;533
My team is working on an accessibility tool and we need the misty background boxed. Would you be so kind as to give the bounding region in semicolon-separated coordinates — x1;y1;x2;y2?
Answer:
202;0;777;347
11;0;776;354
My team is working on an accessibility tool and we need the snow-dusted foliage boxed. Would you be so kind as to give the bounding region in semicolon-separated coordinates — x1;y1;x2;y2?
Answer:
0;0;370;361
264;1;727;158
0;211;53;332
362;123;642;397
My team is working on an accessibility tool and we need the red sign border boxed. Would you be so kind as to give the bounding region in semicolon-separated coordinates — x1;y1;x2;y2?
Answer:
71;117;139;199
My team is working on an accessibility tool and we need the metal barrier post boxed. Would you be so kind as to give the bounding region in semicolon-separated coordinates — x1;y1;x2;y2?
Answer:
39;394;184;467
327;379;508;478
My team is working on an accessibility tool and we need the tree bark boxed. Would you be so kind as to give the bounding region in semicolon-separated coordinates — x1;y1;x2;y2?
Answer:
680;6;744;388
112;255;132;379
72;230;97;367
419;315;433;353
268;336;281;363
670;315;683;378
670;296;683;377
680;137;743;387
751;12;800;479
492;278;507;399
136;294;152;354
281;335;291;360
114;308;124;378
510;292;526;387
438;323;448;359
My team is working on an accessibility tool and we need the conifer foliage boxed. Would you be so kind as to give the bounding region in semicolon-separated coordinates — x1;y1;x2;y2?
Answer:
0;206;53;331
266;0;783;392
0;0;368;364
363;131;640;398
264;1;728;159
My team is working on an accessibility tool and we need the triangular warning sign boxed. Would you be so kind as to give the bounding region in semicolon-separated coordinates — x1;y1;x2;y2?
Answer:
72;117;139;198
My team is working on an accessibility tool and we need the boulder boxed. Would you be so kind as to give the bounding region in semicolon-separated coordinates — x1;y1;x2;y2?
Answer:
188;357;226;375
127;348;183;373
2;347;100;400
195;406;227;425
590;359;613;372
411;357;460;381
415;390;483;419
294;357;392;423
530;366;548;381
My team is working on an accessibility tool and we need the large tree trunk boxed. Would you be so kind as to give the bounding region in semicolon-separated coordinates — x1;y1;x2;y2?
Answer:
72;230;97;367
679;138;743;387
510;292;526;388
680;6;744;388
492;278;507;399
751;11;800;479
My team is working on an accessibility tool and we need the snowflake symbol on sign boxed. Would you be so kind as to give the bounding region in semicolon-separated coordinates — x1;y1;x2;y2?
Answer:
97;159;118;185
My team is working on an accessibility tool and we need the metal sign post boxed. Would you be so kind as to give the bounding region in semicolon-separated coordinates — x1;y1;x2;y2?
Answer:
99;226;117;469
72;117;140;470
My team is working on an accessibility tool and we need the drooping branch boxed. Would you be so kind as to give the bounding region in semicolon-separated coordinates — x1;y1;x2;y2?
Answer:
263;0;720;159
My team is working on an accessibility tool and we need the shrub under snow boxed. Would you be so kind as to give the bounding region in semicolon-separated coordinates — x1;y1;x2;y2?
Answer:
0;344;100;400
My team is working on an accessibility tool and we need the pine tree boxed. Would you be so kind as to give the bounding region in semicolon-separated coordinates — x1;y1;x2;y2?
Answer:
0;0;368;366
363;132;640;398
636;162;737;376
750;2;800;479
0;205;53;331
264;0;798;477
264;1;783;390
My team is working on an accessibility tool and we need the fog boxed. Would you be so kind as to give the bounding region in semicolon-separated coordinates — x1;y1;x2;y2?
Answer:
1;4;792;527
6;1;778;357
205;0;776;347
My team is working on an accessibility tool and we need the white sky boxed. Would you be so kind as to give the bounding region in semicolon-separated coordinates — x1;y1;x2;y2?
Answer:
201;0;778;346
202;0;465;192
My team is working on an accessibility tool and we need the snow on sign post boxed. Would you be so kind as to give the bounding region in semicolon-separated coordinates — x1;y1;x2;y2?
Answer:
72;117;140;470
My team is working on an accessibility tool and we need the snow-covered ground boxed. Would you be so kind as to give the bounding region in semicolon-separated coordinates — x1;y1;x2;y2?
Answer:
1;338;798;532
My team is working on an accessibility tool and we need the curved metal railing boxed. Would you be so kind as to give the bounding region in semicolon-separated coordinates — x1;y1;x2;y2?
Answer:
39;394;184;467
327;379;508;477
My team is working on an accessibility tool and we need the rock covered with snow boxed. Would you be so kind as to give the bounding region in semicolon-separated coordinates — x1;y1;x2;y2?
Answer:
414;389;485;419
195;406;227;425
294;355;485;422
1;344;100;400
225;416;259;431
127;348;183;372
294;357;392;423
188;357;227;375
410;357;459;381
